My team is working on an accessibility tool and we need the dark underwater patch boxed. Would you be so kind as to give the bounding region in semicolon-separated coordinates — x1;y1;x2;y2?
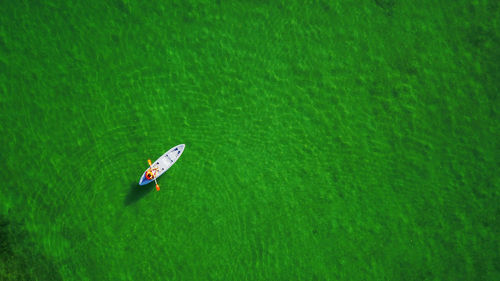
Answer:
113;0;131;15
0;215;63;281
374;0;396;16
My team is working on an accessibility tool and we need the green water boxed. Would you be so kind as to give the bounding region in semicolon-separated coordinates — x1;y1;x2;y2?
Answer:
1;0;499;280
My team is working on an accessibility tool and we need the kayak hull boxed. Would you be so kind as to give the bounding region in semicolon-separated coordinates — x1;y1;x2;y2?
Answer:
138;144;185;186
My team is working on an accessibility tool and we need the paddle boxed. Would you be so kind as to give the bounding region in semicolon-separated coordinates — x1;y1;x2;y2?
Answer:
148;159;160;191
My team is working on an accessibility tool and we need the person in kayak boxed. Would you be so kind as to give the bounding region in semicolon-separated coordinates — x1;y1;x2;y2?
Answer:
145;168;157;180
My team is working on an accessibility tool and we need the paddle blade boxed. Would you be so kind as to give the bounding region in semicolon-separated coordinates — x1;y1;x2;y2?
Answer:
148;159;152;166
156;184;160;191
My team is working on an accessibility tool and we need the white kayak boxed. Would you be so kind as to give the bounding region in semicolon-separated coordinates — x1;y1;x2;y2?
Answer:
138;144;185;186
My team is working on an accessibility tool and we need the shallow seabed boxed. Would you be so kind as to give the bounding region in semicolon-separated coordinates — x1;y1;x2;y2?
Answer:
0;1;499;280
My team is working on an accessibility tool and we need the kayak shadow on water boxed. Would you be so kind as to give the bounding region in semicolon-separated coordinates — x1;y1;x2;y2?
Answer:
124;182;154;206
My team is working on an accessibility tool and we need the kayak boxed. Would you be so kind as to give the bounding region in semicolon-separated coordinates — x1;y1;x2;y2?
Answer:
139;144;185;186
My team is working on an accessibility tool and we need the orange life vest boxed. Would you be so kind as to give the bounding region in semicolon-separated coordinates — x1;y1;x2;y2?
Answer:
145;170;154;180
